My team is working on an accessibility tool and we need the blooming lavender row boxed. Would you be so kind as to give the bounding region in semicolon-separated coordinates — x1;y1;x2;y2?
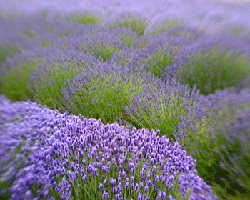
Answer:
0;95;218;200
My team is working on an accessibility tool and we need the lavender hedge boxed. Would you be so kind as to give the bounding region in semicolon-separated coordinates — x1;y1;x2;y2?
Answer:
0;95;217;200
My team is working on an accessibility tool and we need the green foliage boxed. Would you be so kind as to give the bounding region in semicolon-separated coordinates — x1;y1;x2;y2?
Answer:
57;30;75;38
45;26;54;33
133;41;150;52
226;26;245;37
188;102;250;200
0;181;12;200
125;91;192;141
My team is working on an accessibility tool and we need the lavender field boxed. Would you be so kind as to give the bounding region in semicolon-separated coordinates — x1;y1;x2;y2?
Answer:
0;0;250;199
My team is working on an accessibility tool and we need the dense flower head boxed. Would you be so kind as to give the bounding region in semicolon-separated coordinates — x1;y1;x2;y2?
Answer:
0;95;217;199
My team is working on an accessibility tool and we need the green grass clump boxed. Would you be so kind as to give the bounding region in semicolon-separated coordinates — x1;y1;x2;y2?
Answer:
177;47;250;96
57;30;75;38
133;40;151;52
91;43;121;63
225;26;246;37
124;91;196;141
45;26;54;33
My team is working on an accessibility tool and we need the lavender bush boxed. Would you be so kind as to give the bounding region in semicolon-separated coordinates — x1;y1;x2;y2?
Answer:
29;48;100;112
163;34;250;96
129;30;197;81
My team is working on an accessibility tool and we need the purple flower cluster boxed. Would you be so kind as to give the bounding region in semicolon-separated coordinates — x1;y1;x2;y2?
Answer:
0;95;217;200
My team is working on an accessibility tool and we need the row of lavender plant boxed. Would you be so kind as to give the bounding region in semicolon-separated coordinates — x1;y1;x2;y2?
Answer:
0;11;250;200
0;95;217;200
